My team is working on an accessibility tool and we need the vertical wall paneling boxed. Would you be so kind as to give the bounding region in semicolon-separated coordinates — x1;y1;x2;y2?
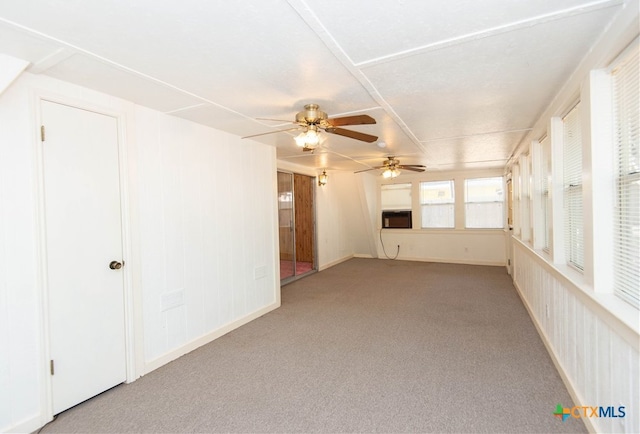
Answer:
512;240;639;433
135;106;279;370
0;71;280;432
0;74;41;432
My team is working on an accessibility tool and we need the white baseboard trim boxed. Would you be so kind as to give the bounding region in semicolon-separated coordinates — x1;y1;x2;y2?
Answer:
353;253;374;259
143;301;280;375
389;256;505;267
4;413;44;434
318;254;354;271
513;280;594;434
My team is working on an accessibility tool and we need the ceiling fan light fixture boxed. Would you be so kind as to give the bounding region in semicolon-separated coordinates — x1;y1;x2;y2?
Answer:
294;126;320;148
382;167;400;178
305;127;320;146
294;132;307;147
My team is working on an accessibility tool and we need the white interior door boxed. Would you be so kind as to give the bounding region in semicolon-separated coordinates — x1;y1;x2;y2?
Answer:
41;100;126;415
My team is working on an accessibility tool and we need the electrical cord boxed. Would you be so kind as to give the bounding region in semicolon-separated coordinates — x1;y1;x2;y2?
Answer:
379;228;400;260
36;414;57;433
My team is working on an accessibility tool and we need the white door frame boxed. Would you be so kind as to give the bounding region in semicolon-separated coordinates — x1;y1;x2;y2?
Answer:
32;92;139;424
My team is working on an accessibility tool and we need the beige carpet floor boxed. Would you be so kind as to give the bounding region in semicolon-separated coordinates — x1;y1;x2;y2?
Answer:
40;258;586;433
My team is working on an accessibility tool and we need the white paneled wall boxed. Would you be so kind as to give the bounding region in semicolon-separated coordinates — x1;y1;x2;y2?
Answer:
316;171;370;269
135;107;279;367
513;240;639;433
0;71;41;434
377;229;505;265
0;72;280;433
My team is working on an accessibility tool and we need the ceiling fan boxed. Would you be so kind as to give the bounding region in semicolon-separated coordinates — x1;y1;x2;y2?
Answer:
355;156;425;178
242;103;378;151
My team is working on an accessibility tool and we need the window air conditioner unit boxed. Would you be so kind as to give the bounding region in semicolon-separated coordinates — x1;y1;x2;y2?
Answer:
382;210;412;229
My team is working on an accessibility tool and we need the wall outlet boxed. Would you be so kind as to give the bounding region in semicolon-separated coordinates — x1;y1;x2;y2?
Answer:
161;289;184;312
254;265;267;280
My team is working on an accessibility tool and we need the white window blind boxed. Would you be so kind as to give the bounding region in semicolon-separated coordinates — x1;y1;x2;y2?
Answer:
563;103;584;270
381;183;412;210
465;177;504;228
540;135;551;251
612;47;639;308
420;180;454;228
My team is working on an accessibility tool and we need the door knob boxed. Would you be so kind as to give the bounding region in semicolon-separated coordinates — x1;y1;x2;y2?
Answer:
109;261;123;270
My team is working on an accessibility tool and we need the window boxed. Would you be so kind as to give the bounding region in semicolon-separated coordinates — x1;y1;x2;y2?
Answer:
465;177;504;228
381;183;412;210
420;180;454;228
540;135;551;251
563;103;584;271
612;47;639;308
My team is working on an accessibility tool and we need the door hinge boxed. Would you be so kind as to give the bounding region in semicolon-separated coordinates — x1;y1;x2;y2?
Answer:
41;125;46;142
50;359;54;375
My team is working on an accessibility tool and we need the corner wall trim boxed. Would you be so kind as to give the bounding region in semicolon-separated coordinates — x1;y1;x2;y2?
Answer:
318;254;354;271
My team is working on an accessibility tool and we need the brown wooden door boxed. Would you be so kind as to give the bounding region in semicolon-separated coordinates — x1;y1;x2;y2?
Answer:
294;174;314;264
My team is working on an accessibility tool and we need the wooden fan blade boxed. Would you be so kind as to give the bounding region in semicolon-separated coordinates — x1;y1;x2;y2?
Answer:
399;165;426;169
242;127;300;139
326;114;376;127
400;167;425;172
327;127;378;143
354;168;378;173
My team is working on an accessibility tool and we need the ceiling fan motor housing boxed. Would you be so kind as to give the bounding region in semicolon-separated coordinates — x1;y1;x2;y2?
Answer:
296;103;328;124
385;157;400;167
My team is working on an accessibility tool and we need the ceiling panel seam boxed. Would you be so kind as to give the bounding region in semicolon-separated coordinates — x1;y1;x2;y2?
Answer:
286;0;431;160
421;128;533;144
0;16;252;120
355;0;624;69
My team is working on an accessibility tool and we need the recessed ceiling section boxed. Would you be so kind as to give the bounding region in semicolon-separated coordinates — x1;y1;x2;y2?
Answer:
0;0;378;116
360;6;619;142
0;1;629;173
170;103;286;145
277;148;353;171
0;23;66;65
43;54;207;113
305;0;622;65
423;130;528;170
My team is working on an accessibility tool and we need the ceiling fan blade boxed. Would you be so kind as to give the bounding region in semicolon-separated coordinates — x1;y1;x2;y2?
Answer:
399;164;426;169
326;127;378;143
400;167;425;172
354;168;378;173
242;127;300;139
256;117;296;123
326;114;376;127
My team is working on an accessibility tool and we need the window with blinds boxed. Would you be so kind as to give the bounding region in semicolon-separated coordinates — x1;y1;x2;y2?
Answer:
563;103;584;270
540;135;551;251
420;180;455;228
465;177;504;228
612;46;639;308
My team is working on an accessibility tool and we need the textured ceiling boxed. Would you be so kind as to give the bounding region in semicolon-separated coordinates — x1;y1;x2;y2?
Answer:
0;0;627;174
